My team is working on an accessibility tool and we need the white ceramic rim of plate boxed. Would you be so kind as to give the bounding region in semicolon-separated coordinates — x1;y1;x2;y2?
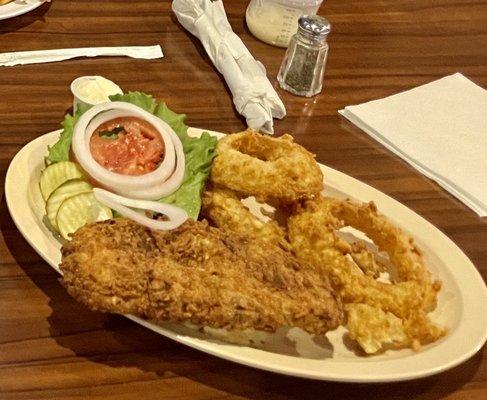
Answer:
0;0;44;21
5;129;487;383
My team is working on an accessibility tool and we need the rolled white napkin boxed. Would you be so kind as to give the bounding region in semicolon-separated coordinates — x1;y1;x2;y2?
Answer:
172;0;286;134
339;73;487;217
0;45;164;67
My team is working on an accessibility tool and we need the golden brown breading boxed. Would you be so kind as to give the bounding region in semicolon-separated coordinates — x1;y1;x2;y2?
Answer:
210;130;324;203
345;303;408;354
345;304;446;354
325;198;441;310
61;219;156;316
287;196;445;353
349;242;387;279
61;219;343;335
202;185;290;250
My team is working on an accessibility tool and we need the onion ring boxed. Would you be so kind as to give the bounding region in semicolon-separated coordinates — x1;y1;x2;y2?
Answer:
93;188;187;231
287;196;445;353
72;102;185;200
324;197;441;310
210;130;324;203
202;185;291;250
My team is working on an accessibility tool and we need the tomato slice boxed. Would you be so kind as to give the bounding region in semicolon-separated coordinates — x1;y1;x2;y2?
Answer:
90;117;165;175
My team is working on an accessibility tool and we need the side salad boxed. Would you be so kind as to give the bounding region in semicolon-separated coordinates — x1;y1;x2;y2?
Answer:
40;91;218;239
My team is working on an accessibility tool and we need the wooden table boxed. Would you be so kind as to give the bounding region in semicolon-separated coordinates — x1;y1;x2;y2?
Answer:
0;0;485;398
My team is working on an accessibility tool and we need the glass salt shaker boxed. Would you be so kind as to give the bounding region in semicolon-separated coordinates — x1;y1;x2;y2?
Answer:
277;15;331;97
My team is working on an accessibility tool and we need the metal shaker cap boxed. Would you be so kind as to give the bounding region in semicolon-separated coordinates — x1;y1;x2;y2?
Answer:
298;15;331;38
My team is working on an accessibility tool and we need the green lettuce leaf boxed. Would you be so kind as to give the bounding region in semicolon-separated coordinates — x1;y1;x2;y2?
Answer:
153;102;189;142
122;94;218;220
160;132;217;219
46;103;90;164
109;92;156;113
46;92;217;219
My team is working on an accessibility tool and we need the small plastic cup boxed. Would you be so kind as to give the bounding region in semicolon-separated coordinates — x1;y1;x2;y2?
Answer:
246;0;324;47
70;76;123;113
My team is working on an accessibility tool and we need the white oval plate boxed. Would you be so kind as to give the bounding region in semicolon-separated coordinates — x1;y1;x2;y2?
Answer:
5;129;487;383
0;0;44;21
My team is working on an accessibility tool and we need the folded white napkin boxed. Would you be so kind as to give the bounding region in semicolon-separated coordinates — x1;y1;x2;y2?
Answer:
339;73;487;217
0;46;163;67
172;0;286;134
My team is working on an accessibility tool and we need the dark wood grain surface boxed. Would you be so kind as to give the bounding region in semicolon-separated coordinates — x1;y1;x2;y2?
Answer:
0;0;486;398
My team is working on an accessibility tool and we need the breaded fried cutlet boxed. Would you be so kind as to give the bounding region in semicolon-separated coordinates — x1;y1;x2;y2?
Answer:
61;219;343;335
60;220;156;316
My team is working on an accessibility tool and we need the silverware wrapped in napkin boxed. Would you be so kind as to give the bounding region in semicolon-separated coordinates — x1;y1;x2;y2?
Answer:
172;0;286;134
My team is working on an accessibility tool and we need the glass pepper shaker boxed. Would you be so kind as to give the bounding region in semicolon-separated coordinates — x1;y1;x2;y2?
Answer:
277;15;331;97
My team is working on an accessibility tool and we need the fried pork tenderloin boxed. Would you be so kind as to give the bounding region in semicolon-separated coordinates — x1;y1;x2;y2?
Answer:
61;219;343;335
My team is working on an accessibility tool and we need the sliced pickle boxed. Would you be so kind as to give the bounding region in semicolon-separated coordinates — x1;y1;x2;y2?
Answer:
46;179;92;231
39;161;84;201
56;192;112;240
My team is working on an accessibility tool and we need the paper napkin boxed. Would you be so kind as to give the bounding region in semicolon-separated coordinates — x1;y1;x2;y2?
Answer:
0;46;164;67
172;0;286;134
15;0;50;5
339;73;487;217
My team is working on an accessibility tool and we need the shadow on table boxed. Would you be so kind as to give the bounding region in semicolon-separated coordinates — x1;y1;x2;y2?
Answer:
0;196;483;400
0;1;51;35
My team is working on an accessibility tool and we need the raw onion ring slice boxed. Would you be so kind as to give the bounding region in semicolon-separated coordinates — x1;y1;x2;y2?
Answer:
93;188;188;231
72;102;185;200
122;129;186;199
84;109;176;184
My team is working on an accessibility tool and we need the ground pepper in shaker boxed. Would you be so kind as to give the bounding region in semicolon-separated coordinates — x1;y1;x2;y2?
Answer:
277;15;331;97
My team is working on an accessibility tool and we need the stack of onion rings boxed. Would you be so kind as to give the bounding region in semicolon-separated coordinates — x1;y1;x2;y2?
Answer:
202;130;445;354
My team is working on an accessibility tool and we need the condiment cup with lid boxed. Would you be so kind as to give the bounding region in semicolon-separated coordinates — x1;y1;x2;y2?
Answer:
70;76;123;113
246;0;324;48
